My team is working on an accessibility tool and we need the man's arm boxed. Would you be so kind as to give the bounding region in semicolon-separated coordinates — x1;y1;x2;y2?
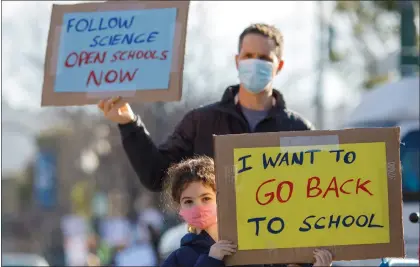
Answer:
118;110;196;192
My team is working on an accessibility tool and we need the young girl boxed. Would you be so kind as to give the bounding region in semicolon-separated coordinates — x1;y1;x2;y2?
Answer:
161;156;333;267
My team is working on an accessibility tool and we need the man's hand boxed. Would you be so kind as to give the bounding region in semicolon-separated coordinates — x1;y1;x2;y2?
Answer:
98;97;135;125
313;249;333;267
208;240;237;261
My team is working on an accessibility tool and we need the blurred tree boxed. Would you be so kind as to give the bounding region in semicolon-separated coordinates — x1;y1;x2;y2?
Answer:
19;163;35;212
329;0;419;90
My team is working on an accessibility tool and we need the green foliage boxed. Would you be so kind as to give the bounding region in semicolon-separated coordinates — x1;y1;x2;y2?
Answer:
417;34;420;50
329;50;345;62
374;0;399;12
18;164;34;211
335;1;360;12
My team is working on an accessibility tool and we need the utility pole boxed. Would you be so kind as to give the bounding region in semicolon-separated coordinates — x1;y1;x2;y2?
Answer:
315;1;326;129
398;0;418;77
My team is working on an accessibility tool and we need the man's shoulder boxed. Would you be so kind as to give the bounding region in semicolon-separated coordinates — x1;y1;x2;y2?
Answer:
195;101;223;113
282;109;315;130
184;101;224;119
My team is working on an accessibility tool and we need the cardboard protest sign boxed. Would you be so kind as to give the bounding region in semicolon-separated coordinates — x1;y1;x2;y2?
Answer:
213;127;404;265
41;1;189;106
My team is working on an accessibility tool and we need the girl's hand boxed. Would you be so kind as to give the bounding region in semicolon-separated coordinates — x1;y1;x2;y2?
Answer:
313;249;333;266
208;240;237;260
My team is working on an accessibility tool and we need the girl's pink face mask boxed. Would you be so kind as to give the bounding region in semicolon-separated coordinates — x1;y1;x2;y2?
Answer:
179;204;217;230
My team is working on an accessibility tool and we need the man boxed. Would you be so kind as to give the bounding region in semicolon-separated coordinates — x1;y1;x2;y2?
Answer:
99;23;314;192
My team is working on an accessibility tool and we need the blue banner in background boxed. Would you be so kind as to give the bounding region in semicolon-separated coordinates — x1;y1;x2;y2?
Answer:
34;150;57;208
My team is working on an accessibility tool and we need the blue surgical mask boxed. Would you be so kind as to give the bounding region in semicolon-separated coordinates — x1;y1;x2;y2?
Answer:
238;59;275;94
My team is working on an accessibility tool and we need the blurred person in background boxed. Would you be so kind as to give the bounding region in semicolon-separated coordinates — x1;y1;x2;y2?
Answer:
113;221;158;266
86;232;112;266
44;228;66;266
86;253;101;266
135;194;165;262
98;23;314;193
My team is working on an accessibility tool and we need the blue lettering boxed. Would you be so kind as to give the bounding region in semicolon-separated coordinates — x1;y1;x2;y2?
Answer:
66;18;76;33
315;217;325;229
75;18;89;32
248;217;266;236
299;214;382;232
237;155;252;174
299;215;315;232
147;31;159;42
342;215;355;227
329;149;344;162
279;152;289;166
267;217;285;234
344;151;356;164
88;18;97;32
122;33;134;45
108;17;118;29
88;32;160;48
262;153;280;169
110;34;122;46
98;17;107;31
368;214;384;228
291;152;303;165
134;33;146;44
90;36;100;48
119;16;135;29
67;16;135;33
356;215;368;227
328;215;341;228
99;36;109;47
305;149;321;164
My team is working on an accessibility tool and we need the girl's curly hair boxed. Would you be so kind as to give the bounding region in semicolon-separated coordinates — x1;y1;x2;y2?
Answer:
163;156;216;210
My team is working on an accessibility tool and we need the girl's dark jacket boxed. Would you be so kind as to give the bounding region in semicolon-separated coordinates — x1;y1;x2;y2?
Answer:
161;231;313;267
118;85;314;192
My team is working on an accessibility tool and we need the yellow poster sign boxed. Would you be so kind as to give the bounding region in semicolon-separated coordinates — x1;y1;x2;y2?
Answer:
234;142;389;250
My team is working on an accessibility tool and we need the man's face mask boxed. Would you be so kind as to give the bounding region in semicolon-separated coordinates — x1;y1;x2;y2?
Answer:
238;59;275;94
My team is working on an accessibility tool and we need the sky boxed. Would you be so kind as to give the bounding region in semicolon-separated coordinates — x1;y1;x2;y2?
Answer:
1;1;357;174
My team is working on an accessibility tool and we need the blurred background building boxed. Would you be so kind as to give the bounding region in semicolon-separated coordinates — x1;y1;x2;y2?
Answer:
1;0;419;266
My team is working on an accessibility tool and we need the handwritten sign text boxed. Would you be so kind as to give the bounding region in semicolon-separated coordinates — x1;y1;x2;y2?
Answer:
234;142;390;250
54;8;177;93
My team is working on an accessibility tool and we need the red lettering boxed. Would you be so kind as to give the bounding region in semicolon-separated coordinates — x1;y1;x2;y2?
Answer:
86;70;102;86
160;50;168;60
120;68;138;83
105;70;118;83
307;176;322;198
128;51;136;60
136;51;144;59
255;179;275;206
109;50;167;62
119;51;127;61
65;52;78;68
339;179;353;194
306;176;373;199
86;68;139;87
356;178;373;196
80;51;89;66
322;177;339;198
144;50;157;59
93;52;106;64
276;181;294;203
65;51;106;67
110;51;119;63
